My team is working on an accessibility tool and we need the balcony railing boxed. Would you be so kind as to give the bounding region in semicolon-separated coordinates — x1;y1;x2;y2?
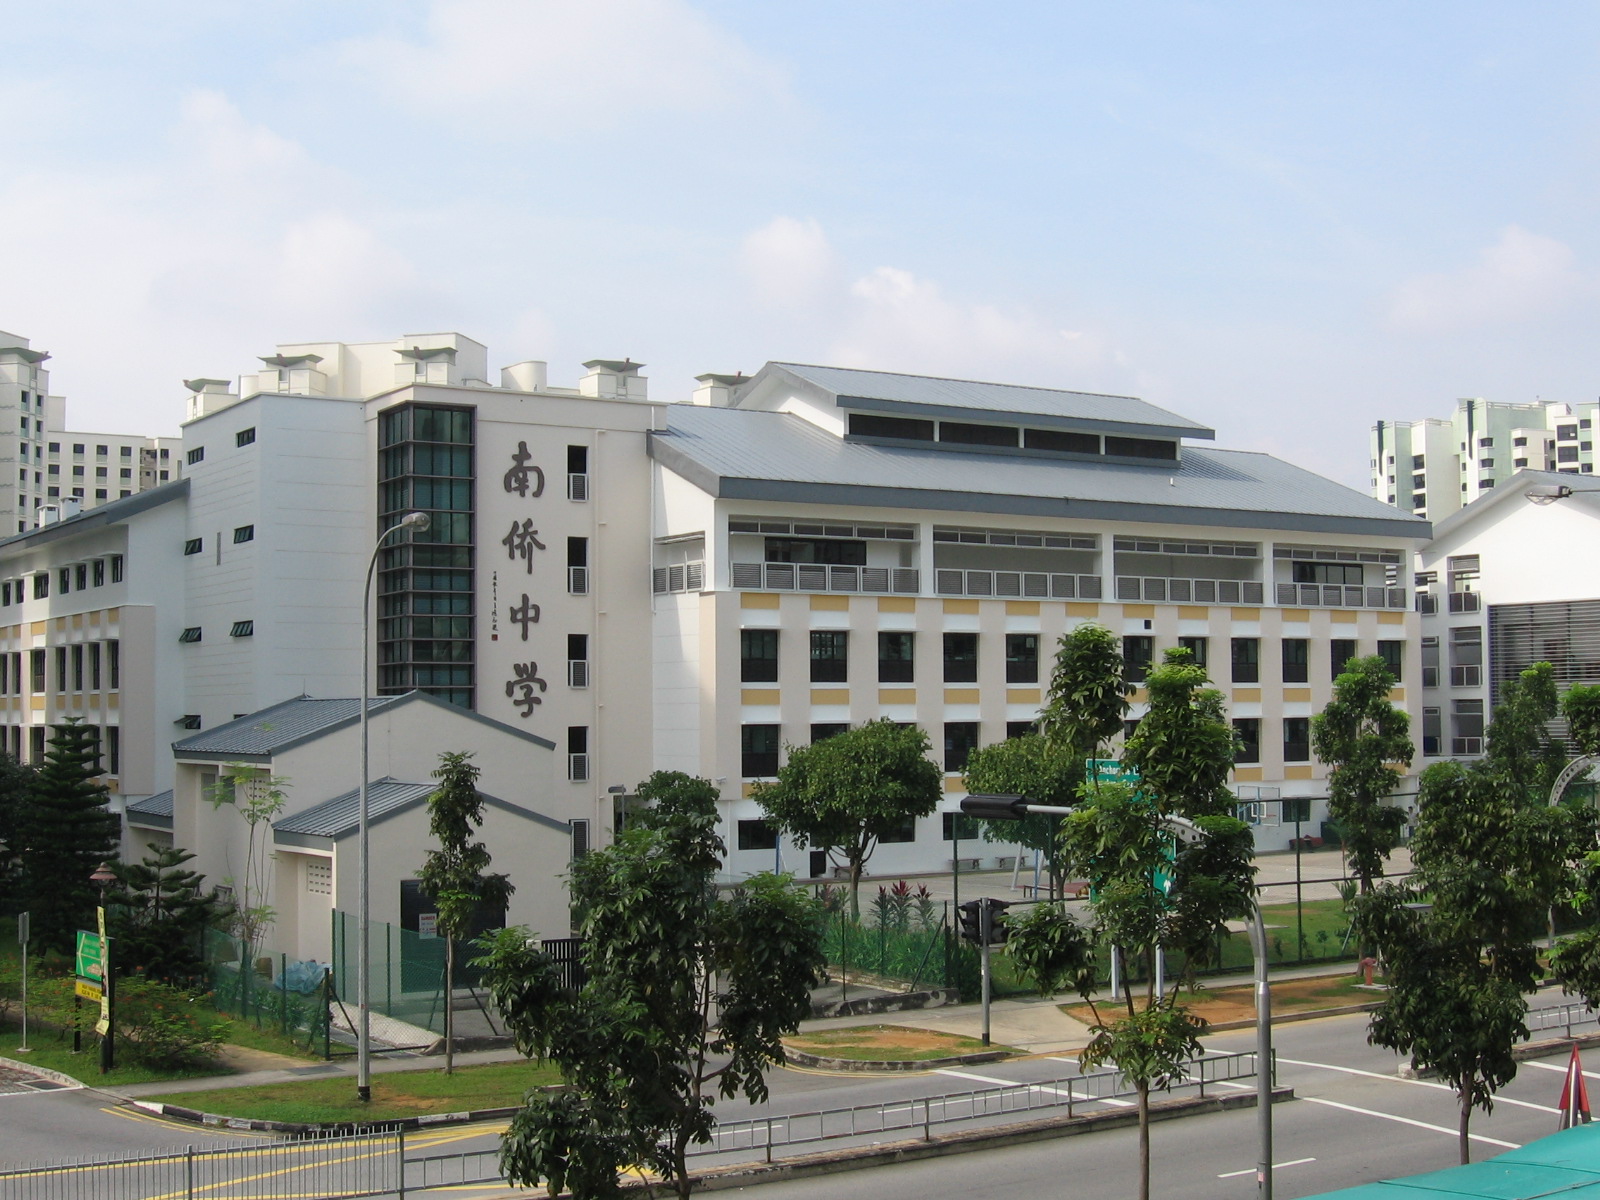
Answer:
1119;577;1263;605
1450;665;1482;687
938;570;1102;599
731;562;919;595
1448;592;1482;613
1417;592;1438;614
1274;583;1407;610
652;562;705;594
1452;737;1484;755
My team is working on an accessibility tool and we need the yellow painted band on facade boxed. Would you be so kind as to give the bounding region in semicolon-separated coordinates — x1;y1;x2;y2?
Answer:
740;593;780;609
54;618;66;633
810;688;849;705
944;688;981;704
810;594;849;611
1129;687;1149;703
1378;611;1405;625
741;689;780;706
29;696;43;711
108;694;119;709
1177;607;1209;620
1284;766;1315;780
1006;688;1042;704
1066;602;1099;617
1233;767;1263;782
879;688;916;705
1283;688;1312;702
1005;601;1040;616
89;694;100;709
1331;610;1358;623
1232;688;1261;703
742;782;759;798
943;599;980;615
943;776;967;793
71;614;83;630
1280;609;1310;622
878;596;916;612
30;622;45;637
1122;604;1155;619
1231;608;1260;620
1389;687;1405;701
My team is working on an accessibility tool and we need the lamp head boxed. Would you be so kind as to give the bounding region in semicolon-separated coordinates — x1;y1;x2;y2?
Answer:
1525;484;1574;506
398;511;431;532
90;861;116;889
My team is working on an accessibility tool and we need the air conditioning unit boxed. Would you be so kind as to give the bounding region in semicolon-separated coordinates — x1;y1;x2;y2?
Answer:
568;753;590;782
568;566;589;595
568;659;589;688
567;473;589;501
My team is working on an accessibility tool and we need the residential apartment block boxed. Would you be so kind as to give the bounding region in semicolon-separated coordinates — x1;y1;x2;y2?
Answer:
1371;396;1599;522
0;331;181;535
0;334;1431;964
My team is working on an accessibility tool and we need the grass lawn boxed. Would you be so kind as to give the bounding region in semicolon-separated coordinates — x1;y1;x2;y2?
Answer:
147;1060;565;1124
1061;972;1381;1027
0;1022;229;1087
785;1024;1014;1062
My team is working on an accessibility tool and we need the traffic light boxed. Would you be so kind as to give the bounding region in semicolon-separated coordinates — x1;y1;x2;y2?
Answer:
957;900;983;944
957;898;1013;945
986;899;1013;945
960;794;1030;821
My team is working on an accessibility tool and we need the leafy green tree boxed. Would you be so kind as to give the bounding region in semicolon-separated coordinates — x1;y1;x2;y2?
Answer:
1038;623;1129;769
753;719;941;918
1011;647;1253;1200
1484;662;1567;802
1312;656;1412;892
16;720;120;953
1355;758;1566;1163
205;765;289;956
1563;683;1600;762
474;770;824;1199
961;733;1078;887
0;750;37;915
107;845;222;984
418;751;514;1075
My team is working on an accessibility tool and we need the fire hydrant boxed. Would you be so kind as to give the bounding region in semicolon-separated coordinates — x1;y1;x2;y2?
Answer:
1359;956;1378;986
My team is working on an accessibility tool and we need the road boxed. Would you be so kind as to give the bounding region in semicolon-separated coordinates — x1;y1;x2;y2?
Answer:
0;989;1592;1198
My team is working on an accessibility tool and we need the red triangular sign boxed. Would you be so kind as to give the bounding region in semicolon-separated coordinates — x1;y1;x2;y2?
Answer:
1558;1043;1591;1130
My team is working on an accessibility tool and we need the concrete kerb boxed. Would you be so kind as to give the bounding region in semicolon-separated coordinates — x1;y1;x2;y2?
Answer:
781;1047;1015;1073
128;1098;527;1136
0;1053;87;1089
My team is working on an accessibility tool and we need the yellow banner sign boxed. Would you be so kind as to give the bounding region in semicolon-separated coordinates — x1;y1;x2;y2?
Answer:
75;980;103;1002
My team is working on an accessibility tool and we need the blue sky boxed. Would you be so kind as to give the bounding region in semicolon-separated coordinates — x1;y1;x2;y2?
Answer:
4;1;1599;486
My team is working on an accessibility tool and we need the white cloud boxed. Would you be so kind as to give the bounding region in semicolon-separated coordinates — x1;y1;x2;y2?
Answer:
1388;225;1585;333
740;216;838;308
332;0;786;134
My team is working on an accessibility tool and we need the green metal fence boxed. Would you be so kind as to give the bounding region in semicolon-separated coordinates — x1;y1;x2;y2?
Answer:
201;928;332;1055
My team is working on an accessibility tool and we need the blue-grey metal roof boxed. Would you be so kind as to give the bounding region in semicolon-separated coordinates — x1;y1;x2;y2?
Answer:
172;695;408;761
653;405;1430;539
760;362;1215;439
173;692;557;764
273;777;569;847
125;790;174;829
0;477;189;553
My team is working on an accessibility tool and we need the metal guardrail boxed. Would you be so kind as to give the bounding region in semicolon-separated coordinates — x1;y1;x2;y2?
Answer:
689;1048;1267;1163
1526;1001;1600;1039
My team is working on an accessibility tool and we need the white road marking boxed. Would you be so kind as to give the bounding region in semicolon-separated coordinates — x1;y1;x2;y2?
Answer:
933;1068;1134;1107
1276;1056;1559;1113
1524;1060;1600;1081
1300;1096;1520;1148
1218;1157;1315;1178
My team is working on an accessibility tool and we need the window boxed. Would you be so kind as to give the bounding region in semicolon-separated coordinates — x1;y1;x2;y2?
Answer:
72;443;84;455
810;630;848;683
230;621;254;637
184;537;203;556
1005;633;1039;683
177;715;201;730
29;649;44;693
1231;637;1259;684
1281;638;1309;684
186;447;204;465
737;819;779;851
1006;720;1037;739
943;633;978;683
567;633;589;688
740;629;778;682
1421;636;1440;688
567;726;589;781
1449;626;1482;686
1292;561;1363;586
811;722;849;743
110;555;123;582
1412;454;1425;468
233;525;255;544
74;564;86;591
1479;458;1494;469
1331;638;1357;680
764;537;866;565
878;631;914;683
58;568;69;594
1233;718;1260;763
939;421;1018;448
95;466;108;478
876;815;917;844
1479;437;1494;447
54;647;65;691
95;444;107;457
1559;424;1579;440
848;412;935;442
944;721;979;772
108;640;119;688
236;428;256;447
571;819;590;861
1560;446;1580;463
1123;636;1154;684
741;724;780;777
567;537;588;593
94;489;106;500
1514;437;1528;447
179;627;202;643
1178;636;1208;667
71;645;83;691
566;445;589;501
1452;699;1485;754
120;445;132;458
90;642;100;690
1515;458;1529;468
1422;707;1442;756
1377;640;1403;681
1283;717;1311;762
32;573;47;599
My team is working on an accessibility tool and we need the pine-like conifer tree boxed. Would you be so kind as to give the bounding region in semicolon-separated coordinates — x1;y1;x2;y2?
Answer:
19;720;120;952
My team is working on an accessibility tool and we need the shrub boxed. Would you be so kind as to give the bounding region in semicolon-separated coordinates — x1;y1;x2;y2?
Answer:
112;977;226;1069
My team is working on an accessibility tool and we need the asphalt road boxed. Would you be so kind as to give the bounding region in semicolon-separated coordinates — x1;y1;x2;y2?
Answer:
1;990;1594;1198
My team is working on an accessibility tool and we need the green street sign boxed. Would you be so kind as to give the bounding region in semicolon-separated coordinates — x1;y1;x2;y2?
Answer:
75;930;104;982
1089;758;1140;783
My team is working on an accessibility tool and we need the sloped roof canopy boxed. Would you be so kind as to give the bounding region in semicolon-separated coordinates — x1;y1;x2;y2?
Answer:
273;777;567;849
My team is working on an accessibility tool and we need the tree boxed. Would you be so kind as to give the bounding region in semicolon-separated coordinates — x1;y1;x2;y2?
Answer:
0;750;37;915
753;720;941;918
418;751;514;1075
205;765;288;957
1038;623;1129;769
961;733;1078;888
1010;647;1253;1200
107;845;222;985
1355;759;1566;1163
16;720;120;953
1483;662;1567;802
1311;656;1412;893
474;771;824;1199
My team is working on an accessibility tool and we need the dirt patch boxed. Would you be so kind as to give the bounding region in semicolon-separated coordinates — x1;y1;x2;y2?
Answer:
1062;973;1378;1027
786;1024;991;1061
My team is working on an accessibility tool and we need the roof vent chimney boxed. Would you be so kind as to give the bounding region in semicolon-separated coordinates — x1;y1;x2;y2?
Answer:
184;378;238;421
579;358;647;401
500;361;548;392
691;372;747;407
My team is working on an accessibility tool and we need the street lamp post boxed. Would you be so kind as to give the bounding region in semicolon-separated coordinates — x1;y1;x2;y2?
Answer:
961;794;1274;1199
90;861;116;1074
357;510;431;1103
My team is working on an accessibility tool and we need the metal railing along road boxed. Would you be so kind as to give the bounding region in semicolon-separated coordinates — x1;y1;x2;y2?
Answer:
1525;1000;1600;1039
